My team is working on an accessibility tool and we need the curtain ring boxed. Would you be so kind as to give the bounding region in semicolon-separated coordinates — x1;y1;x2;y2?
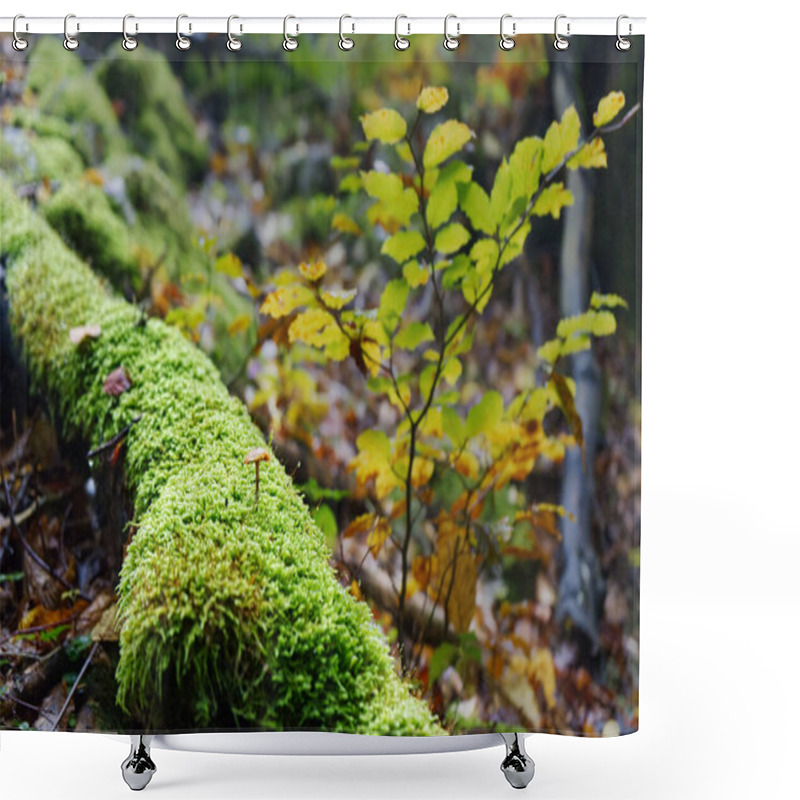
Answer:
122;14;138;51
227;15;242;51
553;14;570;51
12;15;29;51
176;14;191;50
443;14;460;51
499;14;515;51
394;15;410;51
616;15;632;51
64;14;79;51
339;15;355;51
283;15;298;51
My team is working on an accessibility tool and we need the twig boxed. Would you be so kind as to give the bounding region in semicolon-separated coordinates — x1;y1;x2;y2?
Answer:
0;468;90;603
0;613;83;647
2;692;55;725
87;415;142;460
49;641;98;731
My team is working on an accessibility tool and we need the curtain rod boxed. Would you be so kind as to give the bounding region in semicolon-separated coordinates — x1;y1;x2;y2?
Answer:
0;16;645;38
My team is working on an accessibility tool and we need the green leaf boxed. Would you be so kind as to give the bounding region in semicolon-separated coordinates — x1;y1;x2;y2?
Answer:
403;260;429;288
441;357;462;385
360;108;408;144
423;120;473;169
382;230;426;263
537;338;561;364
470;238;500;275
559;335;592;356
500;222;530;268
339;173;362;193
427;179;458;229
214;252;242;278
361;170;405;202
593;91;626;128
591;310;617;336
419;363;437;399
441;254;471;290
490;160;513;227
542;105;581;174
378;279;410;331
508;136;543;200
532;183;574;219
465;390;503;439
442;406;466;446
395;321;435;351
590;292;628;310
429;642;458;684
438;160;474;186
312;504;338;551
459;182;494;235
435;223;470;255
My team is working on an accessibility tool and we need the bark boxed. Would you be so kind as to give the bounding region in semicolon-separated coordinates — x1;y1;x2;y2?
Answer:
0;180;440;736
551;61;605;646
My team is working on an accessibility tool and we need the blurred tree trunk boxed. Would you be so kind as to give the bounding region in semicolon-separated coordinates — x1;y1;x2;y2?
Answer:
552;59;605;647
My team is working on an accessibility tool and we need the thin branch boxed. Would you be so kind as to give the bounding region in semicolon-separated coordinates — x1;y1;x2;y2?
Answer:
49;641;99;731
86;415;142;460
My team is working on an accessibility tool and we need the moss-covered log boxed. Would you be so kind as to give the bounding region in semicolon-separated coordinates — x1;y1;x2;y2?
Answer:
0;179;440;735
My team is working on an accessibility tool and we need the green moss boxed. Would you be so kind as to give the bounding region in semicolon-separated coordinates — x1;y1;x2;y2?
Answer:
0;128;84;184
25;39;125;164
95;45;208;184
0;179;440;736
42;181;141;295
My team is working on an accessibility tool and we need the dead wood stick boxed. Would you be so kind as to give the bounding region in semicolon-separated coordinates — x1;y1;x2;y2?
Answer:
87;415;142;460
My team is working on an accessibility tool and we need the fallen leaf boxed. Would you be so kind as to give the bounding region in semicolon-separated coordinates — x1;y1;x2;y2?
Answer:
103;367;131;397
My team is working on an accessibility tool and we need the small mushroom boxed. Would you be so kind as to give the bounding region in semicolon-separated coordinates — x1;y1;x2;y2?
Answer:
244;447;271;506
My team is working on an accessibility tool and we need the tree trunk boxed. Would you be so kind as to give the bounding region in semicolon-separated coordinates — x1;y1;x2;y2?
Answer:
551;60;605;647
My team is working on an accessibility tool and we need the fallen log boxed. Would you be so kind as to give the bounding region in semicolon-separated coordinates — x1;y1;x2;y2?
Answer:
0;179;440;736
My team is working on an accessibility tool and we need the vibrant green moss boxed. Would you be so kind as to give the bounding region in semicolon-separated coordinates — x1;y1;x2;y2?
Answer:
95;45;208;184
0;179;440;736
42;180;141;294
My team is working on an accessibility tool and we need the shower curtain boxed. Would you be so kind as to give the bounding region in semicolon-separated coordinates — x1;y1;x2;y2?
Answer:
0;29;643;739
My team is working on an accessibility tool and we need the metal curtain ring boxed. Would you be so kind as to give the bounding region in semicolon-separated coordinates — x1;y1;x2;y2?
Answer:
64;13;79;51
444;14;460;51
227;15;242;51
339;15;355;50
499;14;515;50
283;16;298;51
12;15;28;51
616;15;632;51
394;15;410;51
122;14;138;51
176;14;191;50
553;14;570;51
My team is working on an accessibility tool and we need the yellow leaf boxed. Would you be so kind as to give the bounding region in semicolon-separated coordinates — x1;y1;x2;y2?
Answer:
260;285;313;318
367;517;392;555
432;520;477;634
528;648;557;709
289;308;348;353
542;105;581;173
320;287;357;310
593;91;626;128
215;252;243;278
417;86;449;114
567;138;607;170
361;108;408;144
227;313;251;336
532;183;574;219
349;430;401;499
442;357;462;386
423;120;474;169
411;457;435;488
331;212;362;236
454;451;479;480
299;259;327;282
343;513;376;539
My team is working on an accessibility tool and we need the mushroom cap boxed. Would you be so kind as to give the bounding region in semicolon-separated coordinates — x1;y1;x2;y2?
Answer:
243;446;271;465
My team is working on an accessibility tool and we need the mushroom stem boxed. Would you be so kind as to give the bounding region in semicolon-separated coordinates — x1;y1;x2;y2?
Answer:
255;463;260;506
